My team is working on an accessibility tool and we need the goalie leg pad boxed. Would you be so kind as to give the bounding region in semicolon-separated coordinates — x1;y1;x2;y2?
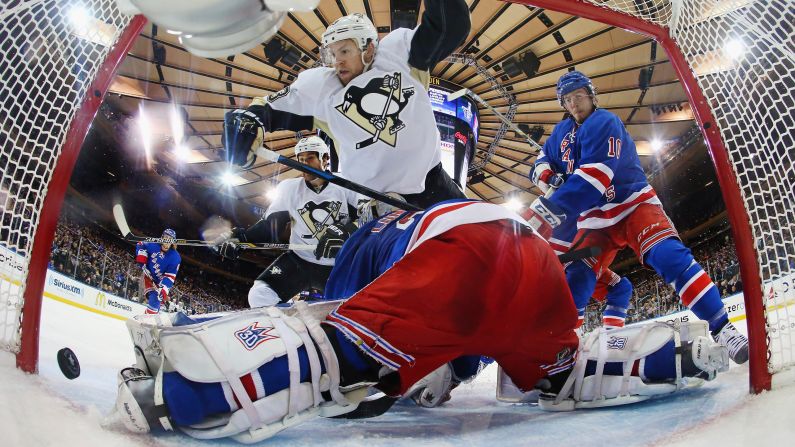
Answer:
118;303;371;443
539;321;728;411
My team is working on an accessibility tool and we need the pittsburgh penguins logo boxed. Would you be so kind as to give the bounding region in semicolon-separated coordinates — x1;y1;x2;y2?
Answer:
298;200;342;239
335;72;415;149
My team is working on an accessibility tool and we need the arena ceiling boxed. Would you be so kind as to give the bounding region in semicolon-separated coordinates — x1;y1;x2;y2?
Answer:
101;0;697;215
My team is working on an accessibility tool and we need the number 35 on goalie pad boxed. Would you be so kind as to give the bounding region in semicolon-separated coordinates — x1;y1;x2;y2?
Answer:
497;321;729;409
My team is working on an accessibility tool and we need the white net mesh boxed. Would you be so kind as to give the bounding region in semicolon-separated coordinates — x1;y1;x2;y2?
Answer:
575;0;795;376
0;0;132;354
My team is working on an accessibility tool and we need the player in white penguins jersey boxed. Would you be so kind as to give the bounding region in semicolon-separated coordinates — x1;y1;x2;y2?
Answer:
223;1;470;208
218;136;362;307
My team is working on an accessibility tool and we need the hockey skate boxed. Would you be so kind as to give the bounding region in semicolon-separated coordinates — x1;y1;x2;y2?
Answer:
713;321;749;364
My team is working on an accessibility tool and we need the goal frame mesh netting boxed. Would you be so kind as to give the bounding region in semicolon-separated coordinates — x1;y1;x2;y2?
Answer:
0;0;144;372
1;0;792;394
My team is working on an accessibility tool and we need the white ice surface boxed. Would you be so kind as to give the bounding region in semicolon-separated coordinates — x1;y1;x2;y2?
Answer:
1;297;794;446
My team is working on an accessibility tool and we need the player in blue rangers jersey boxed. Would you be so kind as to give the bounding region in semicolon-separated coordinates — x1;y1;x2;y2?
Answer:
135;229;181;314
524;71;749;363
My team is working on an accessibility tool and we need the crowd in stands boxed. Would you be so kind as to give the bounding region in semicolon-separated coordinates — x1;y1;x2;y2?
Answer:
49;217;252;314
582;230;743;332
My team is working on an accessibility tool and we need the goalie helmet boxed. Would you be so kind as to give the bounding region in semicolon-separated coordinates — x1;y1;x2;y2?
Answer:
556;71;596;106
320;13;378;66
295;136;330;159
117;0;320;58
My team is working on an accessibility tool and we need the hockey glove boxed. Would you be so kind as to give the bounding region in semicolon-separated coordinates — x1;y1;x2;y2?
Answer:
217;227;248;260
530;162;565;195
522;196;566;240
315;220;358;260
135;242;148;264
222;108;265;169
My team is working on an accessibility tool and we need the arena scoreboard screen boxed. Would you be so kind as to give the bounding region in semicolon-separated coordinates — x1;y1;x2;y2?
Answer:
427;77;479;189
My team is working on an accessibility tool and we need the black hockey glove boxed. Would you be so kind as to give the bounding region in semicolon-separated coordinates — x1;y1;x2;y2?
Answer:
314;221;358;260
222;109;265;169
217;227;248;260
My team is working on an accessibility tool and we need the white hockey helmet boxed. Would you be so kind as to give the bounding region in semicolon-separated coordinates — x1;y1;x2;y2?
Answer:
320;13;378;66
295;136;330;159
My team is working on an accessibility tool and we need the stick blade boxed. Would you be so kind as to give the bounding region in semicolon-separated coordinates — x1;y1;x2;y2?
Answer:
112;203;132;238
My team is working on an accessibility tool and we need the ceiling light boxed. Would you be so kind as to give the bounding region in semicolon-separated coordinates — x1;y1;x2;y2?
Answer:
137;104;152;166
221;171;237;186
68;5;91;29
174;144;190;161
170;103;184;145
650;139;663;152
503;198;523;212
266;188;279;201
724;38;745;60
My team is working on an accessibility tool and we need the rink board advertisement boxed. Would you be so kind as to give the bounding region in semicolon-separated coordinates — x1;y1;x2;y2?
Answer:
0;245;147;319
3;245;794;324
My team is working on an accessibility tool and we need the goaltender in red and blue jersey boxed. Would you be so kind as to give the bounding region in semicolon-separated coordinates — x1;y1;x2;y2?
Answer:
322;199;579;394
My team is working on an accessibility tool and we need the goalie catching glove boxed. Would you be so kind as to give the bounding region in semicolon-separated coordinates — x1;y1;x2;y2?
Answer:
223;109;265;169
314;220;358;260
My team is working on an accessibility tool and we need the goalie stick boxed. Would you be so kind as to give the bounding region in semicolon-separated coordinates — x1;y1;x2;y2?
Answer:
112;204;314;251
255;147;423;212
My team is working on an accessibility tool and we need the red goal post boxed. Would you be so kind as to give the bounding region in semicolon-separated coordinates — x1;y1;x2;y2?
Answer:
513;0;794;393
0;1;145;373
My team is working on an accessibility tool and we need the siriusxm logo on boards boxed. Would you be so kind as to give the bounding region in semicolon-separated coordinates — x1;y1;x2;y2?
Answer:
49;276;83;297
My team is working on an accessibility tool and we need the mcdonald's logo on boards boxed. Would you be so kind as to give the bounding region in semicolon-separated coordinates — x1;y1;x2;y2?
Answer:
95;291;107;308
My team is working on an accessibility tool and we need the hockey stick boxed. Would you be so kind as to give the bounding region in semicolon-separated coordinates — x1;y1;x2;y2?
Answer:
557;246;601;263
255;147;423;211
112;204;315;251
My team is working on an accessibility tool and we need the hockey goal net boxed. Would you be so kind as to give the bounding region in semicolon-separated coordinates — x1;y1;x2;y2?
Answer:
0;0;144;372
522;0;794;392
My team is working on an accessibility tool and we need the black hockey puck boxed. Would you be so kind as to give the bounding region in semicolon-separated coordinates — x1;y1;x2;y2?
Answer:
57;348;80;379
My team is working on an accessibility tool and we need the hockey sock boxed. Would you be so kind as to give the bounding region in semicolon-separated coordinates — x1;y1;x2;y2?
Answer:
645;239;728;333
145;291;160;314
603;277;631;328
162;346;317;426
566;261;598;327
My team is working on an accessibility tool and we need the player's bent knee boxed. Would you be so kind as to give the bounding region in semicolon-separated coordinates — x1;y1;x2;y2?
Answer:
248;280;281;308
644;238;694;283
